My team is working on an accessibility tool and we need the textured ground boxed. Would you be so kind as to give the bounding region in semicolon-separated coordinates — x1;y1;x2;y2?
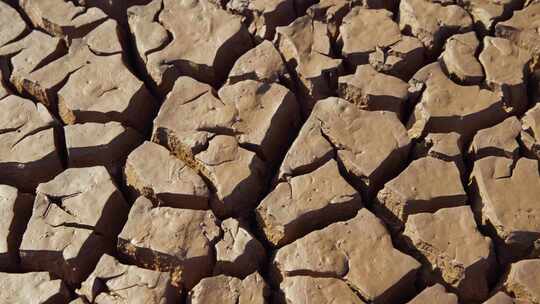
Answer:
0;0;540;303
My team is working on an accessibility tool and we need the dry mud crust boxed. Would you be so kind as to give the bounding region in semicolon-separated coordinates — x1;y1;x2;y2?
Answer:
271;209;421;303
117;196;221;290
127;0;253;95
2;0;540;303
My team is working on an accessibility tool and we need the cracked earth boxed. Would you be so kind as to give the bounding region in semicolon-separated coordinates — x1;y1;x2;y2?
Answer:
0;0;540;303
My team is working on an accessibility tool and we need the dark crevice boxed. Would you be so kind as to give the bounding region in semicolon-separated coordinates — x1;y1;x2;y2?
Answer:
54;122;69;169
10;125;53;149
0;52;24;98
345;281;370;304
30;40;69;73
121;1;165;114
44;193;82;219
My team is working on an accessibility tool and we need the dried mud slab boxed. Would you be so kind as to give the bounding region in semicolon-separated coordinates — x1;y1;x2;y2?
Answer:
278;97;410;198
275;15;343;114
153;77;300;164
412;133;465;175
483;292;516;304
307;0;398;40
0;272;70;304
502;259;540;303
195;135;267;217
65;122;143;168
403;206;496;302
496;3;540;65
407;62;509;140
0;185;33;271
306;0;355;40
214;218;266;278
19;167;128;284
1;14;155;129
117;196;221;290
10;28;156;131
187;273;270;304
20;0;108;39
277;276;366;304
439;32;484;85
0;2;27;48
0;30;65;96
128;0;252;94
479;37;532;114
0;2;28;46
257;159;361;247
521;103;540;160
153;77;300;216
0;74;9;100
56;49;156;131
463;0;523;34
406;284;458;304
19;193;112;285
374;157;467;232
338;7;401;69
399;0;473;57
338;64;409;118
73;0;131;23
227;40;290;86
124;141;210;209
77;254;181;303
469;116;521;160
272;209;421;303
368;35;425;81
215;80;300;163
0;95;62;192
35;166;129;237
226;0;296;41
471;156;540;263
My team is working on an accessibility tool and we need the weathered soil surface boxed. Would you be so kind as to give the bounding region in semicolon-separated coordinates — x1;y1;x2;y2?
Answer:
1;0;540;303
